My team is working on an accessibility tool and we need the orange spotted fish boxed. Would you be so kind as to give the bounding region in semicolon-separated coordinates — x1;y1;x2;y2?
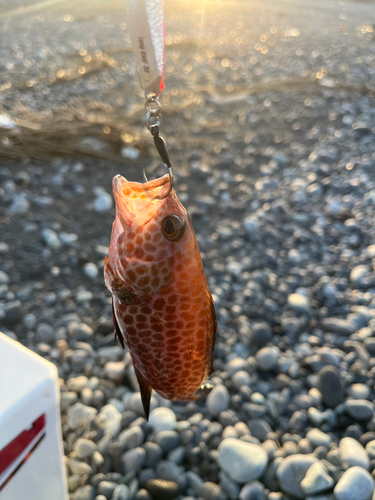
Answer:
104;173;217;419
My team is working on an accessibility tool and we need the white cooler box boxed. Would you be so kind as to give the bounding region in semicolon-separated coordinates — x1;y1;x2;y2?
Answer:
0;332;68;500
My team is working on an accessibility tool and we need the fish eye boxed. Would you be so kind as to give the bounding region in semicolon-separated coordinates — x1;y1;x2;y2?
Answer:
162;215;185;241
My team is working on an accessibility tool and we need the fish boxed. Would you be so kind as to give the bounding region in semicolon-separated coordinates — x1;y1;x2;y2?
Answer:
104;173;217;419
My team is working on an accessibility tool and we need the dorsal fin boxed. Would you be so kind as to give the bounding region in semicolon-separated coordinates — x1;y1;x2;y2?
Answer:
134;366;152;421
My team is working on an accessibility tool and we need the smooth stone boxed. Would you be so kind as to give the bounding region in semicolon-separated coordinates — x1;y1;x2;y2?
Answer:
247;419;272;442
334;466;374;500
71;485;95;500
201;481;225;500
347;383;370;400
155;460;183;482
226;358;250;376
69;459;93;476
154;431;181;453
97;481;117;498
300;463;334;495
366;440;375;459
112;484;130;500
145;479;180;500
118;426;144;450
96;405;122;435
186;470;204;495
321;318;356;336
74;438;98;458
232;371;252;389
277;454;319;499
306;429;332;448
239;480;266;500
68;403;97;430
339;437;370;469
35;322;55;343
0;270;9;285
345;400;375;421
317;366;344;408
104;361;126;382
288;293;310;313
251;323;272;348
143;442;163;467
350;265;369;284
255;347;279;371
121;447;146;474
83;262;99;279
217;438;268;484
41;228;61;249
67;376;89;392
219;471;241;500
61;392;78;411
149;407;176;433
94;192;113;212
206;385;230;416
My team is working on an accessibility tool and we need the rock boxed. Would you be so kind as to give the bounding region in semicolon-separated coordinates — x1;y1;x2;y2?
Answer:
300;463;334;495
154;431;181;453
339;437;370;469
145;479;180;500
334;466;374;500
112;484;130;500
217;438;268;484
94;192;113;212
239;481;266;500
67;375;89;392
277;454;319;499
74;438;98;458
287;293;310;313
256;347;279;371
69;459;93;476
149;407;176;433
350;265;369;285
251;323;272;348
201;481;226;500
243;216;259;238
83;262;99;279
35;322;55;343
41;228;61;249
0;270;9;285
121;146;140;160
95;405;122;435
121;447;146;474
61;391;78;411
317;366;343;408
306;429;332;448
345;400;374;421
321;318;356;336
9;194;30;214
347;383;370;400
247;419;272;442
71;485;95;500
118;426;144;449
68;403;97;429
97;481;117;498
206;385;230;416
104;361;126;381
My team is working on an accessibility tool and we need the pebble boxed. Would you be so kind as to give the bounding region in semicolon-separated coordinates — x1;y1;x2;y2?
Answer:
67;375;89;392
112;484;130;500
69;459;93;476
201;481;225;500
35;322;55;343
118;426;144;449
255;346;279;371
277;454;319;499
217;438;268;484
300;463;334;495
306;429;332;448
239;481;266;500
339;437;370;469
68;403;97;429
345;400;374;421
251;323;272;348
247;419;271;442
121;447;146;474
149;407;176;433
97;481;117;498
206;384;230;416
9;194;30;214
0;270;10;285
321;318;356;336
94;192;113;212
83;262;99;279
145;479;180;500
287;293;310;313
154;431;181;453
71;485;95;500
74;438;98;458
95;405;122;435
317;366;344;408
104;361;126;382
41;228;61;249
350;265;369;285
334;466;374;500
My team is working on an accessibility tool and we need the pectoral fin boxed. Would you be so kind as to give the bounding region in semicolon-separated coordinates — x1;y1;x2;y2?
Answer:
112;298;125;349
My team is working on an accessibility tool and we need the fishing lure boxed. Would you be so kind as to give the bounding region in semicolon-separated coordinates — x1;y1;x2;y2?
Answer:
104;0;217;418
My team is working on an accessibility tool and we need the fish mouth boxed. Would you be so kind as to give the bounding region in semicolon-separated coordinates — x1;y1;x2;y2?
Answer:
113;174;171;222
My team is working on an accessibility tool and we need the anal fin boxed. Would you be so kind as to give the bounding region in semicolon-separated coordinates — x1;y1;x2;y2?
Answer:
134;366;152;421
112;298;125;349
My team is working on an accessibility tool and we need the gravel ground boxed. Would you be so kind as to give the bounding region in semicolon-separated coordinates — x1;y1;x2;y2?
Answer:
1;0;375;499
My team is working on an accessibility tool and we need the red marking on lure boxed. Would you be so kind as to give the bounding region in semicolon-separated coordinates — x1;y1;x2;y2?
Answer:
104;174;217;419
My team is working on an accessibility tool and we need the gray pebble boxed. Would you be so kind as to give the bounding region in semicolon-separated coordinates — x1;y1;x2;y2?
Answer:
149;407;176;433
339;437;370;469
71;485;95;500
74;438;98;458
206;384;230;416
98;481;118;498
41;228;61;249
288;293;310;313
121;447;146;474
306;429;332;448
345;400;374;421
334;466;374;500
300;463;334;495
277;454;319;499
118;426;144;450
256;347;279;371
154;431;181;453
112;484;130;500
145;479;180;500
218;438;268;484
68;403;97;429
317;366;343;408
83;262;99;279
